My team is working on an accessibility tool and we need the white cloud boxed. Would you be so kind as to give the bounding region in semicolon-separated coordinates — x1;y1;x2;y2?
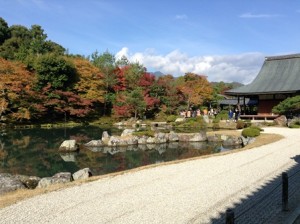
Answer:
239;12;280;18
116;48;265;84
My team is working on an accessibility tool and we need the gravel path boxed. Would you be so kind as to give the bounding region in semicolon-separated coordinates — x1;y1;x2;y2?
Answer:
0;127;299;224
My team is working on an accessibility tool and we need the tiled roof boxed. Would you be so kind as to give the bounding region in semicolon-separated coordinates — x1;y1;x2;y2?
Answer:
226;54;300;95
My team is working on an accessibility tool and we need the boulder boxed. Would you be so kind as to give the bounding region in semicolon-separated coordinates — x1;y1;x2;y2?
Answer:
207;135;222;142
125;136;139;145
190;132;207;142
154;132;167;143
241;136;256;146
37;172;72;188
23;178;40;189
177;133;193;142
146;137;156;144
0;173;26;195
168;131;179;142
15;175;41;189
175;117;185;123
274;115;287;126
138;136;148;144
178;131;207;142
85;140;104;147
223;136;243;146
72;168;92;181
59;140;78;152
101;131;110;144
121;129;135;136
107;136;119;146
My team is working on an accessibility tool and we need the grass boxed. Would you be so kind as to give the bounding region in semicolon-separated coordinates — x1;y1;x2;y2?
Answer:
0;129;284;209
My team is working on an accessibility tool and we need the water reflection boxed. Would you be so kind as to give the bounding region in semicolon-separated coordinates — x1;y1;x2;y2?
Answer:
0;126;240;178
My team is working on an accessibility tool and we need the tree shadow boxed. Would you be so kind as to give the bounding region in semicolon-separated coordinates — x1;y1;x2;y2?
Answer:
206;155;300;224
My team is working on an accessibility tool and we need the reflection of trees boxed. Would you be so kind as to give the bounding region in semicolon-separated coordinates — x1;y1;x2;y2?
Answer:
1;126;225;177
0;126;113;177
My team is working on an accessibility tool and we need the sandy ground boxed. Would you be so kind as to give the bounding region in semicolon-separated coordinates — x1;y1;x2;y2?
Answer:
0;127;299;224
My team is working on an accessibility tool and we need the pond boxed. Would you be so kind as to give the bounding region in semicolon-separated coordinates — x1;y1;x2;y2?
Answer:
0;125;240;178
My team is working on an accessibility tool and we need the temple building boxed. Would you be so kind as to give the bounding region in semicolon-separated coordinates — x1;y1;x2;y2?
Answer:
225;54;300;120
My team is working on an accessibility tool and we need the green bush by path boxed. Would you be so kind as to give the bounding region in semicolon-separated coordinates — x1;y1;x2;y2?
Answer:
242;127;261;137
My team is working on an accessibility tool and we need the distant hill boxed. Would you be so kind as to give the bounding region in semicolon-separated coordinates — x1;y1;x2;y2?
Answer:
149;71;165;78
211;81;244;89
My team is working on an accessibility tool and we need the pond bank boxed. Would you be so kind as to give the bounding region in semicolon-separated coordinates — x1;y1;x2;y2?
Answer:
0;129;283;209
0;128;293;223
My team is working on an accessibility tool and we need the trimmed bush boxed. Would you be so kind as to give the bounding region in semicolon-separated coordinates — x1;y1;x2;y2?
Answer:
166;115;178;123
242;127;261;137
250;125;264;132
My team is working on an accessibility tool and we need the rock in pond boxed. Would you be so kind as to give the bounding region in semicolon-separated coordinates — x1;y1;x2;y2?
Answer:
59;140;78;152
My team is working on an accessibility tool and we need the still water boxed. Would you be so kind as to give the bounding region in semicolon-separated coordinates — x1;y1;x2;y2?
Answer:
0;126;238;178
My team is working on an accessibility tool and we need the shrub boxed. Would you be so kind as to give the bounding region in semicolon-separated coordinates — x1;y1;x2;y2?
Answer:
166;115;178;123
250;125;264;132
289;118;300;128
289;124;300;128
212;117;220;123
174;116;206;129
215;110;229;120
242;127;261;137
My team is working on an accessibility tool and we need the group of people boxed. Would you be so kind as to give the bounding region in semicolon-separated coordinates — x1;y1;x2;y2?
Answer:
228;104;241;122
180;108;220;118
180;109;201;118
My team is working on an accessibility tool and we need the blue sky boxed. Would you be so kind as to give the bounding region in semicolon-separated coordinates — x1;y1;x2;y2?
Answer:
1;0;300;84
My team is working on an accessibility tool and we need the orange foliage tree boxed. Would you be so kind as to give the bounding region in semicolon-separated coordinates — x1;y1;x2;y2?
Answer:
0;58;37;121
72;57;105;104
178;73;213;109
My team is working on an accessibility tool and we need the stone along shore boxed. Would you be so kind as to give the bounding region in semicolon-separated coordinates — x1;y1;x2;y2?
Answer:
1;127;299;223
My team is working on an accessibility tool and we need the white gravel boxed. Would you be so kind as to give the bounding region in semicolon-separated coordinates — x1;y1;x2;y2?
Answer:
0;127;299;224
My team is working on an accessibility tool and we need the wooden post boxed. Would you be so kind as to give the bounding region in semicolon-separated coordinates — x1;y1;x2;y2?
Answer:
226;209;234;224
282;172;289;211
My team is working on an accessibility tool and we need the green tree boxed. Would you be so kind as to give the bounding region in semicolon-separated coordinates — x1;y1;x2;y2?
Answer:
124;62;145;90
156;75;181;115
90;50;117;115
126;88;146;119
0;17;10;45
116;55;129;68
34;53;77;91
272;96;300;115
